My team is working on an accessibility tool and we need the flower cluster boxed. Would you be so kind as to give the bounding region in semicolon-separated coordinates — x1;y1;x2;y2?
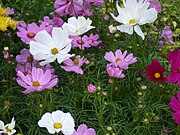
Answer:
104;49;137;81
15;48;58;94
71;34;100;50
0;4;19;32
53;0;104;17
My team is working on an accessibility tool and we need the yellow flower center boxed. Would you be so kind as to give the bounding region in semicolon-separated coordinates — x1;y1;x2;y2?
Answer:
129;19;136;24
27;32;35;38
77;40;84;45
53;123;62;129
27;57;32;62
116;58;121;63
154;73;161;78
5;127;12;132
51;48;59;55
73;59;79;65
32;81;40;86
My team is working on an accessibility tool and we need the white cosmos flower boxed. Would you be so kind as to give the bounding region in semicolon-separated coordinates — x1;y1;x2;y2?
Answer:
0;117;16;135
30;27;74;66
110;0;158;40
38;110;75;135
62;16;95;36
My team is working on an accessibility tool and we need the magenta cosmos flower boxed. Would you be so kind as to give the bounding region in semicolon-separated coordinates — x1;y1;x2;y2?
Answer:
17;22;43;44
71;35;92;50
104;49;137;69
143;59;166;83
169;91;180;124
106;64;125;79
61;56;86;74
72;124;96;135
17;67;58;94
167;50;180;87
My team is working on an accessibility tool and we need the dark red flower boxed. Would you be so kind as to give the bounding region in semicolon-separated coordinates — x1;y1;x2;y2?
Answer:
143;59;166;83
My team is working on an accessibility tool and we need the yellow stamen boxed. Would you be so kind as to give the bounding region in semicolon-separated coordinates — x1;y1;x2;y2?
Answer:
5;127;12;132
53;123;62;129
116;58;121;63
51;48;59;55
27;57;32;62
77;40;84;45
129;19;136;24
27;32;35;38
73;59;79;65
33;81;40;86
154;73;160;78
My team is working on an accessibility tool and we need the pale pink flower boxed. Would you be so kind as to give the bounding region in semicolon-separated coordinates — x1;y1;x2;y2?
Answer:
87;84;96;93
71;36;92;50
16;67;58;94
106;64;125;78
88;34;100;46
104;50;137;69
72;124;96;135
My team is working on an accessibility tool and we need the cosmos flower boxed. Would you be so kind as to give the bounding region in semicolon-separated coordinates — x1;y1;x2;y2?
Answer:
38;110;75;135
16;22;42;44
0;117;16;135
16;48;33;63
87;84;96;93
72;124;96;135
169;91;180;124
61;56;86;74
62;16;95;36
30;27;74;66
106;64;125;78
143;59;166;83
88;34;100;47
71;35;92;50
110;0;157;40
167;50;180;87
161;26;174;46
16;67;58;94
104;49;137;69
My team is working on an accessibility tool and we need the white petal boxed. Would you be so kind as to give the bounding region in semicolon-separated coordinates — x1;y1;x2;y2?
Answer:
134;25;144;40
52;110;65;123
30;41;50;55
0;121;5;130
8;117;15;130
138;8;157;25
38;113;55;134
57;54;73;64
60;43;72;54
116;25;133;35
39;56;56;66
34;30;54;48
33;53;49;61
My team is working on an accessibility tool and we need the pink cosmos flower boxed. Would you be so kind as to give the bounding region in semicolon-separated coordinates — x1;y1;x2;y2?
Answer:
16;67;58;94
72;124;96;135
17;22;43;44
61;56;86;74
161;26;174;46
16;20;27;29
71;36;92;50
88;34;100;47
167;50;180;87
169;91;180;124
39;16;64;34
104;49;137;69
145;0;162;13
16;48;33;63
106;64;125;78
87;84;96;93
16;63;32;77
